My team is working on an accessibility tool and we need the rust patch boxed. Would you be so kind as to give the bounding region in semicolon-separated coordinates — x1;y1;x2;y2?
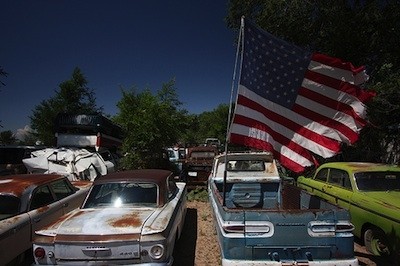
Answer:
55;233;140;242
0;174;65;197
69;209;93;219
109;213;142;228
37;205;50;213
376;200;400;211
71;180;92;189
34;234;55;244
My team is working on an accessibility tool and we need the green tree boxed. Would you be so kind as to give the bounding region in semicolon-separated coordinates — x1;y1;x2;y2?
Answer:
197;104;230;144
180;114;201;146
179;104;230;147
0;130;16;145
345;64;400;164
30;67;102;145
226;1;400;71
114;79;188;169
226;0;400;164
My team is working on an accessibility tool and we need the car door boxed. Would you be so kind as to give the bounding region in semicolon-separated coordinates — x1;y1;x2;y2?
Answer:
49;178;84;214
28;184;64;237
324;168;353;209
0;198;31;265
303;168;329;199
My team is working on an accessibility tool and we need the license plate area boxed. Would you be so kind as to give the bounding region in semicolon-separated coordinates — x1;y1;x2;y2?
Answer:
55;240;140;260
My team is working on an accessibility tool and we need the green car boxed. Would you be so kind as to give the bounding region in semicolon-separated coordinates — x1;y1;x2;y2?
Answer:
297;162;400;258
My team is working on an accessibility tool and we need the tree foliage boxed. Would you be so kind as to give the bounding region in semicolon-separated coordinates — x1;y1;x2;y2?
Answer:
114;79;189;169
177;104;230;147
226;0;400;164
196;104;230;144
30;67;102;145
0;130;16;145
348;64;400;163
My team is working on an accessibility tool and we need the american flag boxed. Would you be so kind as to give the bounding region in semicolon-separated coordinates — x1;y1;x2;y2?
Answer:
229;18;375;173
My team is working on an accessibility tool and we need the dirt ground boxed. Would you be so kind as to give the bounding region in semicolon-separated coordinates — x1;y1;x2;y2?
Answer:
173;201;397;266
21;200;396;266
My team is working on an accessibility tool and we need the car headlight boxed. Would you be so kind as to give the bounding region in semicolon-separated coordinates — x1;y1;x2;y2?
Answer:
149;244;164;259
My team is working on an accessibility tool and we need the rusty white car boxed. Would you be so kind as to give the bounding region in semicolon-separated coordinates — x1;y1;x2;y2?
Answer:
33;169;187;265
0;174;91;265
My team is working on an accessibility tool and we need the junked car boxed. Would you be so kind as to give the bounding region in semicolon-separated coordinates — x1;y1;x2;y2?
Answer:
33;169;187;265
297;162;400;258
0;174;91;265
181;145;218;188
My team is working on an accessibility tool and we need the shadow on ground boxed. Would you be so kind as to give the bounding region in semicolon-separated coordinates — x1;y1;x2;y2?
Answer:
354;237;399;266
172;208;198;266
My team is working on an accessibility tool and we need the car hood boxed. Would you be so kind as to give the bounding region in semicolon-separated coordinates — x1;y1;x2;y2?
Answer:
36;208;155;236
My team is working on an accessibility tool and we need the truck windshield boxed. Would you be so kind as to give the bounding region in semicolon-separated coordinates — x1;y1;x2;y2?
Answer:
355;171;400;191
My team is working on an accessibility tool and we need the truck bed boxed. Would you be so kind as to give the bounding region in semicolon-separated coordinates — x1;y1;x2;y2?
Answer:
211;180;343;211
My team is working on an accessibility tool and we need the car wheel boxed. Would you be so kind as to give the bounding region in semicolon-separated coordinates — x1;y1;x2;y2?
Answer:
364;228;390;256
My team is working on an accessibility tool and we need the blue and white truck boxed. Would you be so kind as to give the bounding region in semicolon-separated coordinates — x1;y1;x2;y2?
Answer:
208;152;358;266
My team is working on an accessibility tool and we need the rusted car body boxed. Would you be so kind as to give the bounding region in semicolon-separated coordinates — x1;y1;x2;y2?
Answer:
181;146;218;188
0;174;91;265
208;152;358;265
33;169;187;265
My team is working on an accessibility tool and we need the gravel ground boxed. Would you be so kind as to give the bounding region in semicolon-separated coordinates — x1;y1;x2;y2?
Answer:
174;201;396;266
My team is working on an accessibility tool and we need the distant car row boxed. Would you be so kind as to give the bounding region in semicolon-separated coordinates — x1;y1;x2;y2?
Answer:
1;154;399;265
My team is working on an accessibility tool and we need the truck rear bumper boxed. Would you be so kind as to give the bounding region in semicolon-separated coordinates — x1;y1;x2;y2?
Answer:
221;258;359;266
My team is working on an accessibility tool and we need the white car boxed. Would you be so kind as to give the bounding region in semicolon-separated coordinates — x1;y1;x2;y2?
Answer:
33;169;187;265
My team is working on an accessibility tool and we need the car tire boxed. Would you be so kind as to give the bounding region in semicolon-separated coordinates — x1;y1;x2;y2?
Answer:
364;227;390;256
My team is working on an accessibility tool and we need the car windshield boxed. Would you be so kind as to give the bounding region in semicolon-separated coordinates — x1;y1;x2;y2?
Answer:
83;182;158;208
355;171;400;191
0;195;20;220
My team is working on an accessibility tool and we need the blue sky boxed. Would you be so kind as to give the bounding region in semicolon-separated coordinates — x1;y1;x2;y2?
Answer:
0;0;238;136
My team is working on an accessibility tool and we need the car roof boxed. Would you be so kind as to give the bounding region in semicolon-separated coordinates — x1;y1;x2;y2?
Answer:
93;169;173;186
0;174;65;197
320;162;400;173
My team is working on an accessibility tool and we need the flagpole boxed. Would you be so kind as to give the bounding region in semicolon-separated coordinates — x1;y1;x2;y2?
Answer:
223;16;245;206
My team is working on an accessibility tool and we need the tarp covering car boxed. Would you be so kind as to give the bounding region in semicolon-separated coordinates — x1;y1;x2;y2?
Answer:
22;147;115;181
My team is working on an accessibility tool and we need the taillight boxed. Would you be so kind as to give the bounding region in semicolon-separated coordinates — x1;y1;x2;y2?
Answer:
149;244;164;259
34;247;45;259
223;225;244;233
308;221;354;237
223;221;273;237
335;222;354;233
